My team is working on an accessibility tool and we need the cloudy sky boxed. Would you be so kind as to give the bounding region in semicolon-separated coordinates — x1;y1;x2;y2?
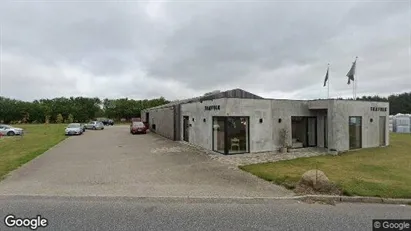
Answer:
0;0;410;101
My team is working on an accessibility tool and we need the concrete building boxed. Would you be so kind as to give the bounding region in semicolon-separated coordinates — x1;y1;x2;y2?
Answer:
142;89;389;155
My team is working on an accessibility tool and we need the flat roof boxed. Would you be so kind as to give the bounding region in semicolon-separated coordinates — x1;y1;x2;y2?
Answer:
144;89;389;111
144;88;264;111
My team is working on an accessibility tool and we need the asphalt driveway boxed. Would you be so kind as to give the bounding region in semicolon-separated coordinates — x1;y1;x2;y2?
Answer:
0;126;291;198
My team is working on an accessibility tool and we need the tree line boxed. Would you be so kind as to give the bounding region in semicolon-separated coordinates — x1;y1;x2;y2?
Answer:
0;96;169;124
0;92;410;124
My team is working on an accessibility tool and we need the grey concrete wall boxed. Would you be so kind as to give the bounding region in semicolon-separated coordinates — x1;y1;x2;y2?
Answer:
316;113;326;148
308;100;329;109
180;98;274;152
142;107;175;140
141;111;147;123
180;98;327;153
174;104;181;141
160;98;389;154
271;100;324;150
180;98;228;150
225;98;273;152
330;100;389;152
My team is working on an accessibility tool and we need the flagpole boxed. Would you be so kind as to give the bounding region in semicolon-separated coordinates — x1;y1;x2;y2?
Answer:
352;76;355;100
327;63;330;99
354;56;358;100
354;75;357;100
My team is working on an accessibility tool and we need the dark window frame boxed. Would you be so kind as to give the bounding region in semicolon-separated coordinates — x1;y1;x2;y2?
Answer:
349;116;362;150
212;116;250;155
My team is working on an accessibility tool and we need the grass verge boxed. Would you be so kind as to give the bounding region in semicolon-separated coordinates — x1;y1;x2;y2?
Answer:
0;124;67;180
240;133;411;198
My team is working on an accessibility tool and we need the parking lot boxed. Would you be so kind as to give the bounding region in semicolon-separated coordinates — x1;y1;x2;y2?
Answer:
0;125;291;198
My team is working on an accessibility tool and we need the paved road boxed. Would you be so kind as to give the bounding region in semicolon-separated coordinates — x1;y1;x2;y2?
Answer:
0;125;290;197
1;196;410;231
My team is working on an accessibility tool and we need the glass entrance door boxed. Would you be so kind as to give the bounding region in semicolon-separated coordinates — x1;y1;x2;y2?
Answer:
212;117;225;153
349;116;362;149
307;117;317;147
183;116;189;142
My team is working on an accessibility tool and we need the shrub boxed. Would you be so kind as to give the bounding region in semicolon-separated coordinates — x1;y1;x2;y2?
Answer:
45;115;51;124
55;114;64;123
67;114;74;123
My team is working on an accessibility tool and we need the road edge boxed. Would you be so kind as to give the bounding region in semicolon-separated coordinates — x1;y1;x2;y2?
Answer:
297;194;411;205
0;194;410;205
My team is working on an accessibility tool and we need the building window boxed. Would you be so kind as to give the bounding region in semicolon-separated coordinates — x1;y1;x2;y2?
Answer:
227;117;249;154
349;116;362;149
212;116;250;155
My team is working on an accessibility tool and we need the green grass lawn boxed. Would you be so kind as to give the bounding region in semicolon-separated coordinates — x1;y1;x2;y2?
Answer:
0;124;67;180
240;133;411;198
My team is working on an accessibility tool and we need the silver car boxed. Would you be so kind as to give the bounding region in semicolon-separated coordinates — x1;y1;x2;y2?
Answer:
0;124;24;136
65;123;83;136
85;121;104;130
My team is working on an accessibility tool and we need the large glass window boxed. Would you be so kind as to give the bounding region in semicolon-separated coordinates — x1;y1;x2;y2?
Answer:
227;117;249;154
212;116;250;154
349;116;362;149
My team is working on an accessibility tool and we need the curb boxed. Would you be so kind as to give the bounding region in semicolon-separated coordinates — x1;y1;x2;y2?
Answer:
0;194;409;205
298;195;411;205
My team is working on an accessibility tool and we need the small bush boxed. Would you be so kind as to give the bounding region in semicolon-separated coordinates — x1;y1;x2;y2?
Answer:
67;114;74;123
45;115;50;124
55;114;64;123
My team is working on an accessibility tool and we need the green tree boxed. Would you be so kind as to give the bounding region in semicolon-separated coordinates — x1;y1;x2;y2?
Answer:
67;114;74;123
56;114;64;123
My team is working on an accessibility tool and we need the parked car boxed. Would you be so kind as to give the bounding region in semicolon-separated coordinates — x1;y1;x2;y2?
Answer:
0;124;24;136
65;123;83;136
143;122;149;129
130;121;148;134
101;119;114;126
85;121;104;130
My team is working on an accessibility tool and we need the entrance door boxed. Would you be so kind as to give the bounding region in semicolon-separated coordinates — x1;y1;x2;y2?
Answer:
212;117;226;154
307;117;317;147
379;116;386;146
349;116;362;149
324;116;328;148
145;112;150;129
183;116;189;142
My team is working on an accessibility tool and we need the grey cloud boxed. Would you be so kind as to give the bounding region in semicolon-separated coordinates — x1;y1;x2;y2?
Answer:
0;1;409;101
1;2;161;73
341;1;410;27
145;1;409;91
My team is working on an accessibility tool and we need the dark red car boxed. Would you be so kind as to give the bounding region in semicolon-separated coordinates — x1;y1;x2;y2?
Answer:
130;121;148;134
